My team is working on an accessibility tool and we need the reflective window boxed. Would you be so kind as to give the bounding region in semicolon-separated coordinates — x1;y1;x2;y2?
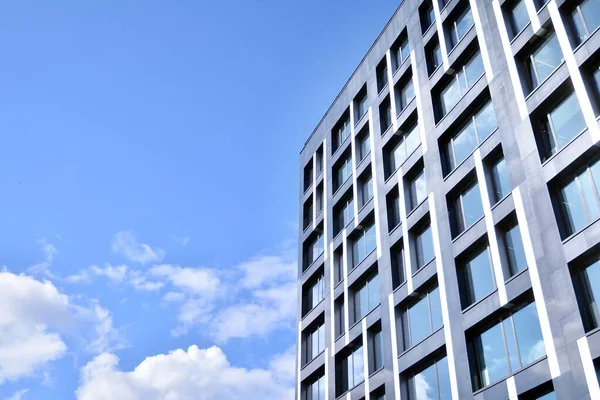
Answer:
355;90;368;125
439;51;484;116
452;180;483;236
369;328;384;373
303;199;313;230
357;129;371;162
446;101;497;172
377;60;389;93
380;97;393;134
304;323;325;364
459;247;495;308
334;196;354;236
387;189;401;231
359;173;374;208
334;247;344;285
573;258;600;332
509;0;530;39
504;223;527;276
304;273;325;314
415;224;435;270
402;286;443;349
409;169;428;211
428;41;443;75
337;346;365;395
395;77;416;115
570;0;600;45
391;243;406;289
470;302;545;390
335;298;345;337
448;7;474;49
334;155;353;192
490;156;511;203
385;123;421;179
392;34;411;71
421;0;436;32
526;32;563;91
316;184;323;212
409;356;452;400
353;273;380;322
557;158;600;236
304;375;325;400
304;162;313;192
353;223;377;267
304;234;324;270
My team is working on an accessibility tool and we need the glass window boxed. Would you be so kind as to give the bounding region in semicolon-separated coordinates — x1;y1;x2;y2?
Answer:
334;117;351;152
304;162;313;192
369;328;384;373
409;356;452;400
380;97;392;134
387;189;401;231
459;247;495;308
304;375;325;400
355;90;368;124
392;35;410;71
428;42;442;75
402;286;443;349
470;302;545;390
573;258;600;332
439;51;484;116
334;247;344;285
377;61;389;93
504;223;527;276
304;323;325;364
335;299;345;338
353;274;380;322
334;156;353;192
395;77;415;115
449;7;474;49
509;0;530;39
385;123;421;179
304;234;324;270
303;199;313;230
334;197;354;236
421;1;436;32
358;130;371;162
415;225;435;270
409;169;428;211
353;223;377;267
453;181;484;235
391;243;405;289
557;158;600;236
491;156;511;203
542;92;586;157
359;173;374;208
570;0;600;46
304;273;325;314
526;32;563;91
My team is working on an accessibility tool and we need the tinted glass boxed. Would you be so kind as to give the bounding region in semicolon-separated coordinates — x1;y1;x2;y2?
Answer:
409;295;431;345
359;134;371;160
429;287;444;331
401;39;411;62
537;392;557;400
513;302;546;365
402;80;415;110
475;102;497;140
405;124;421;156
362;176;373;205
353;348;365;385
580;171;600;221
441;78;461;114
465;53;484;87
411;170;428;209
531;34;562;86
492;157;511;202
561;179;588;233
437;357;452;400
455;8;474;44
465;248;495;305
548;92;586;151
584;260;600;326
510;0;529;38
417;226;435;268
506;224;527;275
590;158;600;191
452;122;478;167
479;323;509;386
461;182;484;228
413;363;438;400
581;0;600;38
365;224;377;255
502;318;521;371
368;275;380;310
393;140;407;172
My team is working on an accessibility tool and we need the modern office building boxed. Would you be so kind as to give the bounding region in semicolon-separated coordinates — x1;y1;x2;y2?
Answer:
296;0;600;399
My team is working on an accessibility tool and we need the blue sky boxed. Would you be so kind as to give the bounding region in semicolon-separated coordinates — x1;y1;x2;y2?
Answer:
0;1;399;399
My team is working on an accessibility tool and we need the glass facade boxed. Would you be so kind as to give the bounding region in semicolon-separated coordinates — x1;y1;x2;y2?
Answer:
570;0;600;45
385;123;421;179
526;33;563;91
304;323;325;364
402;286;443;349
304;375;326;400
452;180;484;235
459;247;495;308
415;224;435;270
542;92;586;158
448;7;474;49
504;223;527;276
353;223;377;267
490;156;511;203
334;197;354;236
353;273;380;322
409;169;427;211
395;77;415;115
337;346;365;395
409;356;452;400
557;158;600;235
509;0;529;39
439;51;485;117
334;156;353;192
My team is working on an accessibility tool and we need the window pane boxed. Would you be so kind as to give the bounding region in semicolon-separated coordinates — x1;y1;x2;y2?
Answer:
312;328;319;359
408;295;432;345
393;141;407;171
461;182;484;228
561;179;588;233
359;284;368;320
465;53;484;87
441;78;461;114
532;34;563;85
512;302;546;365
456;8;474;41
413;363;439;400
479;323;509;386
353;348;364;385
465;248;495;305
368;275;380;311
474;102;497;141
436;357;452;400
491;157;511;202
582;0;600;38
405;124;421;157
401;40;411;62
590;158;600;191
412;170;428;209
452;121;478;167
502;318;521;372
548;92;586;150
365;225;377;255
318;376;325;400
584;260;600;327
510;0;529;37
505;224;527;275
417;226;435;268
580;171;600;221
429;287;443;331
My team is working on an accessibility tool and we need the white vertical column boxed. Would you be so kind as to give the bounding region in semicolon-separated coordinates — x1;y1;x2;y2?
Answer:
428;194;460;400
324;139;329;261
324;348;330;400
524;0;542;32
342;229;350;345
386;50;399;133
432;0;450;70
469;0;494;80
506;376;518;400
492;0;529;120
329;242;336;350
362;320;371;400
578;336;600;398
548;0;600;144
411;50;428;155
398;168;414;293
474;150;507;305
313;155;318;230
368;109;383;259
513;186;560;378
388;294;401;400
350;102;360;221
297;320;302;400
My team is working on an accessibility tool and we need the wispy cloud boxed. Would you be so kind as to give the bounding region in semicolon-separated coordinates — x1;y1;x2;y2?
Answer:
111;231;165;265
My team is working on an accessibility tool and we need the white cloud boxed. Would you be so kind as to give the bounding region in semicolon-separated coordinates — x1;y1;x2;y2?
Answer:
90;264;128;283
111;231;165;265
27;239;59;278
84;303;126;354
2;389;28;400
0;272;71;384
162;292;185;303
76;345;294;400
149;265;220;297
128;270;164;292
66;266;164;292
237;255;295;289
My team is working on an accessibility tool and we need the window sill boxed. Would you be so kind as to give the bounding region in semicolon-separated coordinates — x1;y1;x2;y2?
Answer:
381;124;393;137
561;216;600;245
301;255;324;277
301;298;325;322
358;198;374;214
443;127;498;180
504;267;528;285
331;136;351;159
393;57;410;78
349;303;381;331
354;112;368;128
300;350;326;371
572;24;600;54
422;22;436;37
509;22;530;45
540;126;588;169
435;72;486;128
406;198;428;219
489;191;511;212
389;222;402;236
451;214;485;243
461;288;497;314
472;355;548;395
332;176;353;198
303;183;313;195
369;366;385;378
413;257;435;277
447;24;476;58
396;97;416;120
377;83;389;97
356;153;371;170
336;379;366;400
348;248;378;276
524;59;565;101
398;326;444;358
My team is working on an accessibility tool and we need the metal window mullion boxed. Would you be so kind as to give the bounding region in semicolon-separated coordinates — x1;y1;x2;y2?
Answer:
545;111;560;154
575;174;593;223
587;167;600;211
577;7;590;37
499;317;513;376
509;314;523;370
